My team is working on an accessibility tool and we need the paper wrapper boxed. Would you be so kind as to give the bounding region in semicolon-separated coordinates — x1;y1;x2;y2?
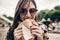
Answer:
22;25;33;40
22;19;33;40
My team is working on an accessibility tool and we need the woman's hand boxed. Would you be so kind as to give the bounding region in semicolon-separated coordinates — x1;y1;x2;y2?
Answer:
31;21;43;40
14;23;23;40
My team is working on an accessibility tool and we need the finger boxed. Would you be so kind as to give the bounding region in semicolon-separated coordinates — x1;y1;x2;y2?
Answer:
17;36;22;40
16;27;22;30
14;30;22;34
15;33;23;36
16;23;23;30
32;32;43;40
31;25;39;30
15;34;23;40
32;32;42;37
14;27;22;32
32;30;41;34
14;32;23;38
32;20;38;26
31;26;44;34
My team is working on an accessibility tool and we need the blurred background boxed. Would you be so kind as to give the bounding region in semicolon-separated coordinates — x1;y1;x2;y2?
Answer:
0;0;60;40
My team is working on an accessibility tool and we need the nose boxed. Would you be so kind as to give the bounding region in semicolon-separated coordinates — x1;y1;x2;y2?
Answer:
25;11;32;18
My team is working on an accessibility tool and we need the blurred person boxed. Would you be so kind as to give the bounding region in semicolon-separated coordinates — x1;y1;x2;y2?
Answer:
6;0;47;40
8;23;12;28
39;23;49;40
2;23;5;28
38;20;50;40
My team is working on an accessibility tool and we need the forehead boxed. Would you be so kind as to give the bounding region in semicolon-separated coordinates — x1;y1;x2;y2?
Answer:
23;1;35;9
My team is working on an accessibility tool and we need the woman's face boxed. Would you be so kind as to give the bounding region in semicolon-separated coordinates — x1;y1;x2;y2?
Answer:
20;1;37;21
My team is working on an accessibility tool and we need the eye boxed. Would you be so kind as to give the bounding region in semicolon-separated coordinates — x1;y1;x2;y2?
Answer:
20;8;27;13
30;8;38;13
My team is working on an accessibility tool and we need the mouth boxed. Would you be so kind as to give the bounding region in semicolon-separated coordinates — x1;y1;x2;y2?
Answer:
24;18;34;20
24;18;29;20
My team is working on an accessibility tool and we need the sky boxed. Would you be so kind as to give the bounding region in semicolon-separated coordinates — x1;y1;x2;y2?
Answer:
0;0;60;17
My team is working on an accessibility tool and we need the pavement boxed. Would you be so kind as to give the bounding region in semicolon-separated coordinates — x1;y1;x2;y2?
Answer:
0;27;60;40
0;27;9;40
48;33;60;40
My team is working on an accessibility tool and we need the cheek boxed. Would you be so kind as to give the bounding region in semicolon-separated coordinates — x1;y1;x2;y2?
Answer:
32;15;35;18
31;13;36;19
20;15;25;20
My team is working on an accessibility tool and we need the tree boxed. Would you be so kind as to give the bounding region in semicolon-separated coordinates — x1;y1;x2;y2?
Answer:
3;14;13;21
44;10;60;22
36;9;49;21
3;14;7;18
54;5;60;10
7;16;13;21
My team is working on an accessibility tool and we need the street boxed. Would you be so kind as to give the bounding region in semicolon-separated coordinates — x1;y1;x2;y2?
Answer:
0;27;60;40
49;33;60;40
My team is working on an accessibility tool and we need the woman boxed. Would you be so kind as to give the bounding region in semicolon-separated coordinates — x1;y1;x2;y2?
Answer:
7;0;44;40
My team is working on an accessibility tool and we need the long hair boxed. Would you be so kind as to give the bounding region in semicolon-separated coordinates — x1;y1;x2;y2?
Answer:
7;0;37;40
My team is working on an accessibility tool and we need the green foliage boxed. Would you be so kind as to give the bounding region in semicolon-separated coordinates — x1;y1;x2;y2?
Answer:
7;16;13;21
54;5;60;10
44;10;60;22
36;10;49;21
36;5;60;22
3;14;7;18
3;14;13;21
